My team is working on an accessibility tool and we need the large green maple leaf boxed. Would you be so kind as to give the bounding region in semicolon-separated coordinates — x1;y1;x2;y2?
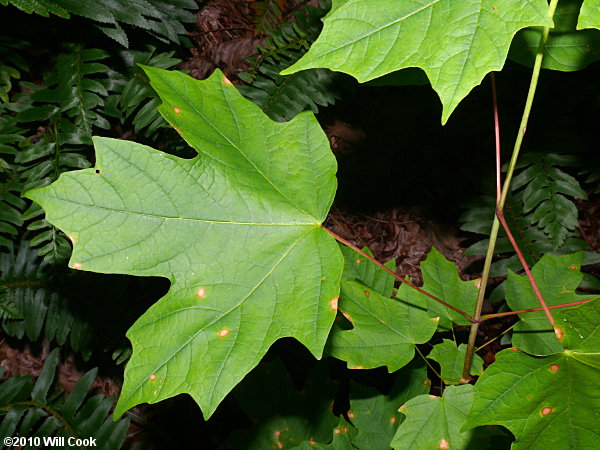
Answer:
25;67;343;418
281;0;552;123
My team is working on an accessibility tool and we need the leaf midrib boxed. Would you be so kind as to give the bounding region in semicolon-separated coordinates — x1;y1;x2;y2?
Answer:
48;196;317;226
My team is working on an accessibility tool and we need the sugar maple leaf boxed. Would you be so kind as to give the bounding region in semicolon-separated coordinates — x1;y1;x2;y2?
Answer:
26;67;343;418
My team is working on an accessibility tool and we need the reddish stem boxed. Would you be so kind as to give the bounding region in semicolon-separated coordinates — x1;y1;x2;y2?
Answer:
490;73;554;329
324;226;588;325
491;72;501;204
496;209;555;326
480;299;594;322
324;227;476;323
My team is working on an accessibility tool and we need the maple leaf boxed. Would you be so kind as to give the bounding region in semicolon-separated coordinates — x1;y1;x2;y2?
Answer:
25;67;343;418
282;0;552;123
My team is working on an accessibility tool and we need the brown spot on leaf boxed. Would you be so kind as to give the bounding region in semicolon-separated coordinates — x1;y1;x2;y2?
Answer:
364;290;371;298
429;395;438;399
276;442;283;450
550;364;560;373
149;374;156;381
475;278;482;288
399;404;407;411
569;265;577;270
223;76;233;85
510;347;519;352
219;328;229;337
334;428;341;435
342;311;353;323
541;407;553;416
173;126;182;136
196;287;206;298
72;262;82;270
173;107;181;114
355;258;362;264
424;379;430;386
330;297;339;311
431;317;440;322
390;417;396;424
67;234;76;244
347;411;355;419
554;326;564;340
274;431;281;438
438;439;450;449
350;366;363;370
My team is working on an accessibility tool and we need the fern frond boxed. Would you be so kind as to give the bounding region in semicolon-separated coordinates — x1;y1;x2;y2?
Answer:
11;44;112;261
0;37;31;103
104;46;181;137
0;292;21;319
461;190;588;277
0;0;197;46
0;349;130;447
251;0;286;34
0;240;148;361
239;0;348;122
511;152;587;249
0;107;27;250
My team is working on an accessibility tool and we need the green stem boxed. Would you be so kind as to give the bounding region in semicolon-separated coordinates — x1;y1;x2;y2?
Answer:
461;0;559;381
